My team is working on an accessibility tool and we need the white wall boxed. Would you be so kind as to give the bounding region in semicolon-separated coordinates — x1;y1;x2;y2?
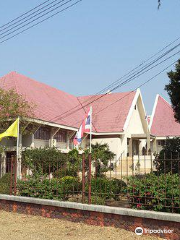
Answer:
34;139;49;148
123;95;149;157
82;136;123;163
126;96;147;136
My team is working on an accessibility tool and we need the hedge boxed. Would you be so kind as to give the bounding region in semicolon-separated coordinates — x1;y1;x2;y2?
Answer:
0;173;11;194
86;177;126;201
17;176;81;201
126;173;180;213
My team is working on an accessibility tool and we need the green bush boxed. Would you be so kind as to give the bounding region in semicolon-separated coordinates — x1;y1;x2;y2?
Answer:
0;173;11;194
54;168;78;178
153;137;180;174
17;175;81;201
86;177;126;201
22;147;66;174
126;173;180;213
60;176;81;195
84;196;106;205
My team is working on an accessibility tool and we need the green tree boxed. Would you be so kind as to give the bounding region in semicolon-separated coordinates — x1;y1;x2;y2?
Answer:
54;149;82;177
0;88;35;132
165;60;180;123
85;143;115;177
66;149;81;176
22;147;66;174
154;137;180;174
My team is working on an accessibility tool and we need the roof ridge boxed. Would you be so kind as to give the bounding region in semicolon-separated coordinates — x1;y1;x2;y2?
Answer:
1;71;76;98
78;90;136;98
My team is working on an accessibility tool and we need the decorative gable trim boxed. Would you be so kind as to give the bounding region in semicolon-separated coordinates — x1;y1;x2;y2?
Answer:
123;89;140;131
149;94;159;130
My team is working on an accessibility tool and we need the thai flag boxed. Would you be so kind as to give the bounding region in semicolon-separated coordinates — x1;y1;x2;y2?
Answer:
74;108;92;146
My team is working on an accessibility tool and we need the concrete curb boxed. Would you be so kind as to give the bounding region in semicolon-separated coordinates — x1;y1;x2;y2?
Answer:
0;194;180;223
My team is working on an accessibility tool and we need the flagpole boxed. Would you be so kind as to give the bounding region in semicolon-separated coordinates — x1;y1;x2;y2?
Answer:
16;117;20;178
90;106;92;153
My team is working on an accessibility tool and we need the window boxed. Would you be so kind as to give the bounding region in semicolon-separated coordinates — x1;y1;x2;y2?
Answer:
127;138;130;157
158;140;165;146
54;130;67;142
34;127;50;140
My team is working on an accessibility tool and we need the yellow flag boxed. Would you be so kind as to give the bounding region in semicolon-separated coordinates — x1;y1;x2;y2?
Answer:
0;118;19;141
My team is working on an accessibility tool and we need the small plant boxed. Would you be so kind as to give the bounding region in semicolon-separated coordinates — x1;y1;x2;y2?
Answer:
85;143;115;177
0;173;11;194
126;173;180;213
22;147;66;174
154;137;180;174
85;196;106;205
17;175;81;201
86;177;126;201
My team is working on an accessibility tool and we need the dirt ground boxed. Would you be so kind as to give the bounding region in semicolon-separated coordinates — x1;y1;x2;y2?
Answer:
0;211;163;240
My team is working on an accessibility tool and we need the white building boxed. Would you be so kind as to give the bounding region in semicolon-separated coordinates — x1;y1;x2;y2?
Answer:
149;95;180;154
0;72;151;177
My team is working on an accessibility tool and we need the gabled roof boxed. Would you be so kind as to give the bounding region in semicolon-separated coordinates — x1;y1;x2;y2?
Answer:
0;72;137;133
78;91;136;133
150;95;180;137
0;72;84;129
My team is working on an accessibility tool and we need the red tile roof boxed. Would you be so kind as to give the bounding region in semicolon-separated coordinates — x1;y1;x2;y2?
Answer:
0;72;136;133
78;92;136;133
0;72;84;129
150;95;180;137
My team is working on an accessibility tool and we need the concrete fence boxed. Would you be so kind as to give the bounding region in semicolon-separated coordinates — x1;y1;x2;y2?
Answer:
0;194;179;240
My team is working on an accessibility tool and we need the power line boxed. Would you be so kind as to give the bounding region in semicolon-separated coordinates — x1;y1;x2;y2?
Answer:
0;0;82;44
70;59;178;128
94;60;178;117
0;0;80;42
0;0;51;29
1;0;179;128
0;0;66;33
57;37;180;121
50;38;180;122
92;37;180;96
50;42;180;122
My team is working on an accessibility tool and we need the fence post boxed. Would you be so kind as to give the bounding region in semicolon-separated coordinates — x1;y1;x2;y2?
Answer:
88;153;91;204
13;156;17;196
82;154;85;203
10;156;13;195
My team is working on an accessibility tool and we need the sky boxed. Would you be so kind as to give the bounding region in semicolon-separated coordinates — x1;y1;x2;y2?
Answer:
0;0;180;115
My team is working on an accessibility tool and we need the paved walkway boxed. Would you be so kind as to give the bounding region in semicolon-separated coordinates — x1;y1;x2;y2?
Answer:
0;211;163;240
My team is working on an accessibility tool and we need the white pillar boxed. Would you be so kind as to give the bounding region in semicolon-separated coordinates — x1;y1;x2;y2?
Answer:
129;138;133;157
0;152;6;177
17;133;22;179
147;133;151;155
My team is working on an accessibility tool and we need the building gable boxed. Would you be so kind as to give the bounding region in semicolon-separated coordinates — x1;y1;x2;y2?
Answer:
150;95;180;137
123;89;148;135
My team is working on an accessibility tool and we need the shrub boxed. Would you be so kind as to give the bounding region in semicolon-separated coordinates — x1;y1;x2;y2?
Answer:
60;176;81;196
22;147;66;174
126;173;180;213
86;177;126;201
17;175;81;201
84;143;115;177
110;178;127;200
84;196;106;205
54;168;78;178
154;137;180;174
0;173;11;194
